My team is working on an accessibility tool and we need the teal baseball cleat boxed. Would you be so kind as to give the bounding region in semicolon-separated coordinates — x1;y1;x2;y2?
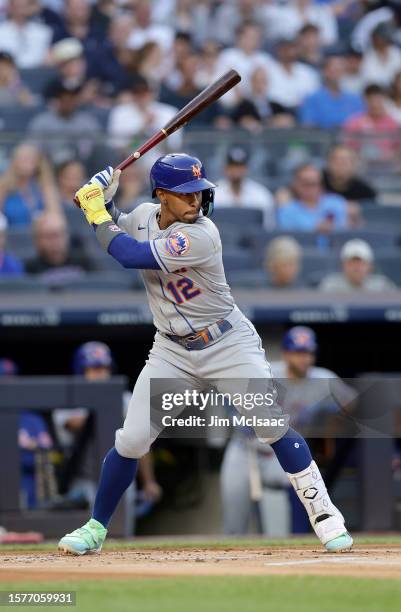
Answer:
58;518;107;555
325;532;353;553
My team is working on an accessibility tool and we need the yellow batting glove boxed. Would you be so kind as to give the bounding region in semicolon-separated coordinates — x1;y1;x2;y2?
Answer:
75;184;112;226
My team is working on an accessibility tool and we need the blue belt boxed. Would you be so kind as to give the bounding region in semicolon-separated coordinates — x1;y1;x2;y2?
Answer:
165;318;233;351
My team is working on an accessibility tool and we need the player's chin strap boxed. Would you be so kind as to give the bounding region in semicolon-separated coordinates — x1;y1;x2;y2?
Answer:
287;461;347;545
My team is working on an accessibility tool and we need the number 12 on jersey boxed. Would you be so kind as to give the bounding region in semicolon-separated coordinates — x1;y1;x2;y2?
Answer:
165;270;201;304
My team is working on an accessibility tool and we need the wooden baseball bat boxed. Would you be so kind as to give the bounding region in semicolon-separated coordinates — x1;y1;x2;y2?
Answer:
74;70;241;206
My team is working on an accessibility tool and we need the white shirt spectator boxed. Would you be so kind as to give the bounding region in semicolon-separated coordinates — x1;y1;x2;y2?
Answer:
214;48;276;107
108;100;182;170
0;20;52;68
127;23;174;54
215;178;275;229
262;2;338;46
361;46;401;88
269;62;320;108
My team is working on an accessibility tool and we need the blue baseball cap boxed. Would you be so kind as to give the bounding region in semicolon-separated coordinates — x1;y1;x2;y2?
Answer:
282;326;317;353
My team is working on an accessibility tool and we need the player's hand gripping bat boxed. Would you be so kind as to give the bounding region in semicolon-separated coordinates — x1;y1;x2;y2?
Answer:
74;70;241;207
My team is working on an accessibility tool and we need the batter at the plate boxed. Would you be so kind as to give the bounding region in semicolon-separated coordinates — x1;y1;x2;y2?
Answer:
58;154;353;554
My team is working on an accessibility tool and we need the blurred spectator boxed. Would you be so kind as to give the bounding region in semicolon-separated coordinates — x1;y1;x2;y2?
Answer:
343;84;400;163
297;23;323;69
213;21;276;108
0;143;59;227
162;31;193;91
29;79;101;164
108;76;181;168
50;38;98;106
385;70;401;123
319;239;397;292
127;1;174;54
0;51;35;106
130;42;165;88
160;51;219;126
268;37;319;115
361;22;401;88
164;0;211;47
114;164;147;213
323;144;377;202
300;54;364;129
215;147;275;229
277;164;348;231
0;0;52;68
55;159;86;209
341;45;364;95
51;0;102;53
195;39;221;87
264;236;303;289
262;0;338;46
26;212;94;282
231;66;296;131
87;13;136;97
0;212;24;276
212;0;265;46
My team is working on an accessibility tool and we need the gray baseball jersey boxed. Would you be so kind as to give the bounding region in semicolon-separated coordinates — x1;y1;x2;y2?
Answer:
117;202;235;335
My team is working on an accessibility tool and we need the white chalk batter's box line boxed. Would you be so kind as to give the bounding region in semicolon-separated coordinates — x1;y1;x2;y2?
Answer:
265;556;401;567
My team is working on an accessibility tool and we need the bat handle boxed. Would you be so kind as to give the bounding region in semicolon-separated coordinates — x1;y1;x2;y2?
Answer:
116;129;167;171
73;129;168;207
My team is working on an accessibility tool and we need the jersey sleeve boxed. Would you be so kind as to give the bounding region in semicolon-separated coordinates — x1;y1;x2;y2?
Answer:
150;223;219;273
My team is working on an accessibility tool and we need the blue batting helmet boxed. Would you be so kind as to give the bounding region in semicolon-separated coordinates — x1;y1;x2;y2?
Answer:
282;326;317;353
73;342;113;375
150;153;216;217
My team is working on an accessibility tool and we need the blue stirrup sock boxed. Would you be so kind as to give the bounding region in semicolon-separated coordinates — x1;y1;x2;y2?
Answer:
93;447;138;528
270;427;312;474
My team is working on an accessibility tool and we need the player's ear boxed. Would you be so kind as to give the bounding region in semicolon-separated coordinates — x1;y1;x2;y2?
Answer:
156;188;167;206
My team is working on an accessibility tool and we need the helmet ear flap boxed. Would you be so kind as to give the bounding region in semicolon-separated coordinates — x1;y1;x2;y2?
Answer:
201;188;214;217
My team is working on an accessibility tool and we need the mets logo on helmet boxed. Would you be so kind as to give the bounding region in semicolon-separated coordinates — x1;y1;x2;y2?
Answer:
191;164;202;178
166;231;190;256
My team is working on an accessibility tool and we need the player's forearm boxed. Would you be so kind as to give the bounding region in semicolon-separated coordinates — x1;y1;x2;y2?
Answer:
95;221;160;269
105;200;123;225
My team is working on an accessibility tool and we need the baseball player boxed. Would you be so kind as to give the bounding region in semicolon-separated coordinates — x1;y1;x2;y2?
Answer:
58;154;353;554
221;326;357;536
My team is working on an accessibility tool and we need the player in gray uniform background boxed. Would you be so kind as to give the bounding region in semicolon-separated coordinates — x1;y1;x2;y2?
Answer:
58;154;353;554
221;326;357;536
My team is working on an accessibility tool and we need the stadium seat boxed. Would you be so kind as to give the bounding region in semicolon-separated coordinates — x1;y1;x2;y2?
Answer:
226;269;267;288
212;207;264;227
7;228;35;261
376;252;401;285
20;67;58;95
0;105;44;132
0;277;49;292
58;271;140;291
362;205;401;229
222;248;258;272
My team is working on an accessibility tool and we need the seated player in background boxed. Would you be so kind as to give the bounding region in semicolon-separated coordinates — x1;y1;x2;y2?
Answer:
54;342;162;513
221;327;357;536
319;239;397;293
58;154;353;555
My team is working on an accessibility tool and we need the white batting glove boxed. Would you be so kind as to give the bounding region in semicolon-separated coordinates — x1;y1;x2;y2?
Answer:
89;166;121;204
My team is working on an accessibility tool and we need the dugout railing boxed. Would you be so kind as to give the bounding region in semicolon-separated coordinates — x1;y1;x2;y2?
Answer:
0;376;129;538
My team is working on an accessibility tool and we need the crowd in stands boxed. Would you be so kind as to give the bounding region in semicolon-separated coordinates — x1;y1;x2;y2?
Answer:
0;0;401;292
